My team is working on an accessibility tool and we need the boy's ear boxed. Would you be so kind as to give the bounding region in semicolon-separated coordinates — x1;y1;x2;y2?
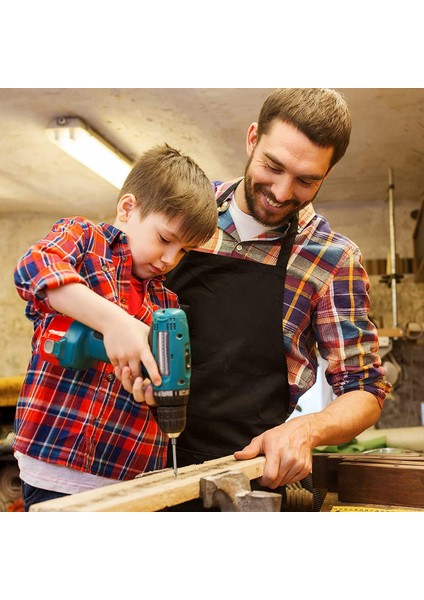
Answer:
116;193;136;221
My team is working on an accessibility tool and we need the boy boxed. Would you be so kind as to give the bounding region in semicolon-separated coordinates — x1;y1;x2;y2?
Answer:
13;143;217;511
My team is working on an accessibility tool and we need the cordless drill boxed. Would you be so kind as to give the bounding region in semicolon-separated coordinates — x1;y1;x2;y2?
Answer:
39;308;191;476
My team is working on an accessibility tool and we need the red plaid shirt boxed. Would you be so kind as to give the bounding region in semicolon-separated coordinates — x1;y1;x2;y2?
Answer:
13;217;179;480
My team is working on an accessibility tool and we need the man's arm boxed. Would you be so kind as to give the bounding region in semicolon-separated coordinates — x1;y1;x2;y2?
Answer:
234;390;381;488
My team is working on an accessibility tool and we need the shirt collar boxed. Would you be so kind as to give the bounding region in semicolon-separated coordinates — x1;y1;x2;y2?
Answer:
297;203;316;231
99;222;127;245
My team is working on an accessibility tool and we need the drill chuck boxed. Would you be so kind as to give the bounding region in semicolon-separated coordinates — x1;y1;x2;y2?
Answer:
154;389;189;437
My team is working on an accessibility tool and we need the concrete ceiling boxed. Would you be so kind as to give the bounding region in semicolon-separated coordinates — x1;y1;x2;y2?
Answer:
1;88;423;221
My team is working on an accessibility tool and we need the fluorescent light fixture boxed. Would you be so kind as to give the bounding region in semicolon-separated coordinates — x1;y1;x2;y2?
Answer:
46;117;133;189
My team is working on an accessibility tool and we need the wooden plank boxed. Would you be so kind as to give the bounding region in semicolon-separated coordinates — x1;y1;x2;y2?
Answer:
377;327;404;338
338;461;424;508
30;455;266;512
312;453;342;491
320;492;424;512
312;453;424;492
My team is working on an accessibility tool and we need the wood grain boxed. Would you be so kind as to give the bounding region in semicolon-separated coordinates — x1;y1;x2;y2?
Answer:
30;455;266;512
338;461;424;507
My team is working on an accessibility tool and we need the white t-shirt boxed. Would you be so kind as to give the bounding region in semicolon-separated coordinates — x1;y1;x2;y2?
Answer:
15;451;119;494
229;197;277;241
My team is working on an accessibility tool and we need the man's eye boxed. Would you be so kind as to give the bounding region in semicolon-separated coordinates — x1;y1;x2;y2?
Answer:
267;164;281;173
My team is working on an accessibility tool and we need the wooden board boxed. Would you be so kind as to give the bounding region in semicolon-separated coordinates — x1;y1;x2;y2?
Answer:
338;461;424;508
320;492;424;512
312;452;424;492
30;455;266;512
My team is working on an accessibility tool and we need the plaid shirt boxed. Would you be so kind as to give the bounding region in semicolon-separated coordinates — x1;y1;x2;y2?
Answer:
201;180;390;413
13;217;179;480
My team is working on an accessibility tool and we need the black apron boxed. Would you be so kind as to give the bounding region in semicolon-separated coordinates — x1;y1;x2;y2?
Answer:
165;180;298;471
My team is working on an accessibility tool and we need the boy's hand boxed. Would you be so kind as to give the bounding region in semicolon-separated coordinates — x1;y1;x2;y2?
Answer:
45;283;162;395
102;316;162;389
114;366;156;405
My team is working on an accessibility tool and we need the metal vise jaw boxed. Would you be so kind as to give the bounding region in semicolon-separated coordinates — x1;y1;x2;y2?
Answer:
199;469;282;512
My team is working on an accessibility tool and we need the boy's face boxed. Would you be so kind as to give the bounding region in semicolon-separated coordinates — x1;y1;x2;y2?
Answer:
115;195;197;280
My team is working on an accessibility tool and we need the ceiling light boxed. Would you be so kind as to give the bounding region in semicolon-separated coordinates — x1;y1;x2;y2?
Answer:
46;117;133;189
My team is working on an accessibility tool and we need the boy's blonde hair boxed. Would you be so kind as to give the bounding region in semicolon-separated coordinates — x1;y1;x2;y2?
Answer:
119;143;217;246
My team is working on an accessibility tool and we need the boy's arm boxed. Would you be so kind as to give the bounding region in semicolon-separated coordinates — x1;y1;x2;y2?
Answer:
46;283;161;392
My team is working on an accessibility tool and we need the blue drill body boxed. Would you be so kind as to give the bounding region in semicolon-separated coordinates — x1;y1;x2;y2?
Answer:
41;308;191;438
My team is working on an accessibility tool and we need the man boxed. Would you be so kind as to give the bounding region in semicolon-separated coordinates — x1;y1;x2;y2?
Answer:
137;89;390;506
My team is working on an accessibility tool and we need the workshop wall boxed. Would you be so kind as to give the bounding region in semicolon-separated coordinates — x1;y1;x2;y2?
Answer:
2;211;115;378
2;214;66;377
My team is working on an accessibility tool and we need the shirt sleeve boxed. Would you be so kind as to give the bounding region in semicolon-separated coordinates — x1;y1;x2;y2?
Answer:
315;246;391;407
14;217;92;319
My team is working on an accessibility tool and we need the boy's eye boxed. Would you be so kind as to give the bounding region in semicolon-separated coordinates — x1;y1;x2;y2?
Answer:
159;235;169;243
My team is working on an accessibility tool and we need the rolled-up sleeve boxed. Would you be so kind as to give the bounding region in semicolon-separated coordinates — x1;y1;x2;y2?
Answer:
316;247;391;407
14;217;91;319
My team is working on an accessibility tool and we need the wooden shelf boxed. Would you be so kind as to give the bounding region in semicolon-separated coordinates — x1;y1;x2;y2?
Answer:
377;327;404;338
0;376;24;408
321;492;424;512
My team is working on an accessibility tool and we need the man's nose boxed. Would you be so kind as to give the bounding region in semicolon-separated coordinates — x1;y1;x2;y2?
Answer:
270;175;295;202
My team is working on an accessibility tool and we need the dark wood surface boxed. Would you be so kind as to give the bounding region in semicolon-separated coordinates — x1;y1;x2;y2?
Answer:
338;461;424;507
313;453;424;508
320;492;424;512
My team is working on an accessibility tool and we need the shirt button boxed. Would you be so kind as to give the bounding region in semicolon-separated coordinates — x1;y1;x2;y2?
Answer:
122;256;128;262
236;244;243;251
101;265;109;272
120;297;126;304
119;233;125;241
106;373;115;382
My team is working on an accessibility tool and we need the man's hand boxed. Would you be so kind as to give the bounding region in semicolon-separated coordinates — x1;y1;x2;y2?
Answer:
234;391;383;488
234;417;314;488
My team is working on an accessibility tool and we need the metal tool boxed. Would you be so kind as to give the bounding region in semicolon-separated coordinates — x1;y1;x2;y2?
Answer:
40;308;191;477
200;470;282;511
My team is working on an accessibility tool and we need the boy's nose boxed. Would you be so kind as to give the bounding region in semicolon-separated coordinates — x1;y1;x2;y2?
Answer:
161;246;180;267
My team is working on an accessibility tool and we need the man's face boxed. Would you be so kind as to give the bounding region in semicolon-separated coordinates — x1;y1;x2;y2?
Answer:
241;120;334;227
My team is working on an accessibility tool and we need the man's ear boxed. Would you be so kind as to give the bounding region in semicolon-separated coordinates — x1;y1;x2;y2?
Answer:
324;165;334;180
116;193;136;222
246;122;258;156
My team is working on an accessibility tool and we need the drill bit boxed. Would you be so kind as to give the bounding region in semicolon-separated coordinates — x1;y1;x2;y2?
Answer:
171;438;178;477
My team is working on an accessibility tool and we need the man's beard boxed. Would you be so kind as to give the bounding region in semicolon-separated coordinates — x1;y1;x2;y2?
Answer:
244;174;303;228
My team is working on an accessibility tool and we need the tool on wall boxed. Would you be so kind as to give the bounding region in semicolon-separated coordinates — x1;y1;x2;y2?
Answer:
380;168;404;328
40;308;191;477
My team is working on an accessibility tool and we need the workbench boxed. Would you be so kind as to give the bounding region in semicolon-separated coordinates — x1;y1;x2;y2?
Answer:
320;492;424;512
313;452;424;512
